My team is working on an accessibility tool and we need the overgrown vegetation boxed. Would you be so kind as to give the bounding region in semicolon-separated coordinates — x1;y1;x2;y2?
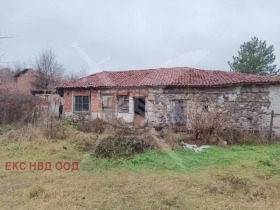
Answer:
94;133;155;158
0;124;15;135
187;108;267;146
0;115;277;210
0;89;39;124
0;135;279;209
189;109;225;144
77;118;105;134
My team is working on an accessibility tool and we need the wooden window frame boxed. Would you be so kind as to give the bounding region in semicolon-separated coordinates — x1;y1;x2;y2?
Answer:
74;96;90;112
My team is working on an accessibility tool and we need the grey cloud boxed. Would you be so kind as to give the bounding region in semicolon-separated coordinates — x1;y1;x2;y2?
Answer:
1;0;279;73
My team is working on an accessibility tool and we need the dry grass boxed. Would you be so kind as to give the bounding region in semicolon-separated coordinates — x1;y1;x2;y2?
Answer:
162;128;185;150
0;167;280;210
0;124;280;209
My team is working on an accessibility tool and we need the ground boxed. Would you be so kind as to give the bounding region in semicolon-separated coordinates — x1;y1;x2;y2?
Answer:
0;137;280;210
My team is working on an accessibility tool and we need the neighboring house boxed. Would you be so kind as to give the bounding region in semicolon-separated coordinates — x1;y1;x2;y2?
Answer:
57;67;280;137
14;68;36;93
0;68;36;93
0;68;62;117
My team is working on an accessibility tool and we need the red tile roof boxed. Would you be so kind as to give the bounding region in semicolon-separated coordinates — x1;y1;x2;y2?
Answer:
57;67;280;89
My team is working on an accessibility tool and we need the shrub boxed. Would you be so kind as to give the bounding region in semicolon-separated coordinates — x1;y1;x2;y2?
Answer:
162;128;184;149
77;118;105;134
41;117;67;140
187;107;266;145
188;109;224;144
94;132;155;158
220;128;266;145
0;89;39;124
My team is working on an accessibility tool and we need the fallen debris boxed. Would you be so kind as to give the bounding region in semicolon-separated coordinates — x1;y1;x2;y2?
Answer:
181;142;211;153
182;143;197;150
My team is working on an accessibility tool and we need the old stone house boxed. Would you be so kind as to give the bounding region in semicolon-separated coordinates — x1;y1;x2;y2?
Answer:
57;67;280;137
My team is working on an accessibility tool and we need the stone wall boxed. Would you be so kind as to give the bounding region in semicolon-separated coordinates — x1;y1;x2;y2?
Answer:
62;84;280;138
150;85;280;137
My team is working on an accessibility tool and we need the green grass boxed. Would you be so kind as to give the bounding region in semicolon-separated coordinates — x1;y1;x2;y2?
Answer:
82;145;280;172
1;140;280;173
1;139;280;210
0;124;15;135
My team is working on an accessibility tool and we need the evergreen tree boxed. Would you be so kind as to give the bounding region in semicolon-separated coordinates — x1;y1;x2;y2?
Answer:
228;37;279;75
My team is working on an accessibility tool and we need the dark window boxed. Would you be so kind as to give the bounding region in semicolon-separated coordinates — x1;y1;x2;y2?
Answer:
204;105;209;111
74;96;89;112
118;96;129;113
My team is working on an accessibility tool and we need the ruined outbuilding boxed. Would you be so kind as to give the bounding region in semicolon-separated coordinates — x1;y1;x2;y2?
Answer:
0;68;63;117
57;67;280;137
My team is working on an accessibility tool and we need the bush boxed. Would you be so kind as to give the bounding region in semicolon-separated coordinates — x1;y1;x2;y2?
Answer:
190;110;224;143
94;133;155;158
77;118;105;134
221;128;266;145
187;108;266;145
0;89;39;124
162;128;184;149
41;118;67;140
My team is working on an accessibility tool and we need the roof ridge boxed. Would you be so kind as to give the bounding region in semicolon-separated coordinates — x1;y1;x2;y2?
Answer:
97;67;225;74
57;67;280;89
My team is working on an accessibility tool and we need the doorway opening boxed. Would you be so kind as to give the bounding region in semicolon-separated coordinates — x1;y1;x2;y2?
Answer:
101;95;113;121
133;97;146;126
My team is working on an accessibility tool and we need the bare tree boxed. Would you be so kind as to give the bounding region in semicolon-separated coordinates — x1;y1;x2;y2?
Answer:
0;62;29;85
64;66;87;81
33;48;64;90
9;61;28;74
0;67;15;84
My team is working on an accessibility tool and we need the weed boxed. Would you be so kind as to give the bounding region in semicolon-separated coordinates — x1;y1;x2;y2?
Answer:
26;184;45;199
0;124;15;135
77;118;105;134
42;118;67;140
258;159;275;167
62;119;78;128
162;128;184;149
9;143;21;156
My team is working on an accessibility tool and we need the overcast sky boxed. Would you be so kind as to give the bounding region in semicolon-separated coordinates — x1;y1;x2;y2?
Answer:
1;0;280;75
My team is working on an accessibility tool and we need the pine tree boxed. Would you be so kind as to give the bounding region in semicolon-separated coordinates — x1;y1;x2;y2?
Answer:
228;37;279;75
